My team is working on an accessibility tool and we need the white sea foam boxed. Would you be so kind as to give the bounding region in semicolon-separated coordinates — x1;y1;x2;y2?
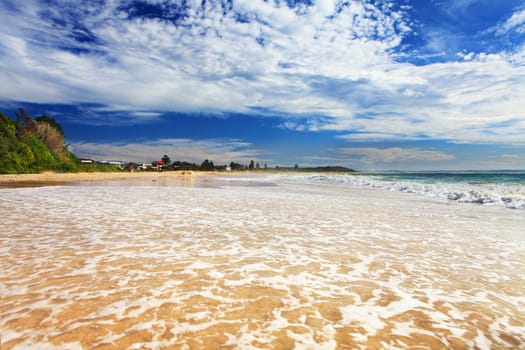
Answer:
1;179;524;349
277;173;525;209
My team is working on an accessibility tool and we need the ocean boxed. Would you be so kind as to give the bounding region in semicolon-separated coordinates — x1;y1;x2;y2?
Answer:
1;173;524;349
277;171;525;210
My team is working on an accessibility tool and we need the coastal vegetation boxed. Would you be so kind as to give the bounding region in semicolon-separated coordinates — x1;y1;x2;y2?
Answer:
0;109;121;174
1;109;355;174
2;109;68;174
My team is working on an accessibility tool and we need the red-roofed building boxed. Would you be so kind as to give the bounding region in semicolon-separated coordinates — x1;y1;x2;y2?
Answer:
152;160;166;171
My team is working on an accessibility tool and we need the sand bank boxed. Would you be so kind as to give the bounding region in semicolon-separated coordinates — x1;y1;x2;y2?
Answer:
0;170;201;187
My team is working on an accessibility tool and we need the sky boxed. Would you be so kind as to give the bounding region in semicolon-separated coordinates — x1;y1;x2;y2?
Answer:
0;0;524;170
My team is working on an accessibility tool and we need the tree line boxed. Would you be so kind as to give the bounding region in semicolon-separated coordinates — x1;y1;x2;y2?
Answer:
0;109;77;174
0;109;123;174
136;157;267;172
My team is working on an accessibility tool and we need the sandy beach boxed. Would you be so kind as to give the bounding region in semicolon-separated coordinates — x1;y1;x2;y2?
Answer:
1;174;524;349
0;171;201;188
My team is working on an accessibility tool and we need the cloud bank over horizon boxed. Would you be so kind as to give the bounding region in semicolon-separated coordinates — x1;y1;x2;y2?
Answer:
69;138;262;165
0;0;524;169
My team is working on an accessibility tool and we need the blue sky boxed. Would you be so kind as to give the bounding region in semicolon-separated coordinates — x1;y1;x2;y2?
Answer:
0;0;524;170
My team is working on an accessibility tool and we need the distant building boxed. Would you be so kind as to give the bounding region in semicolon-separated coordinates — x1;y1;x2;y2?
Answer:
108;161;123;168
139;163;153;170
98;160;124;169
152;160;166;171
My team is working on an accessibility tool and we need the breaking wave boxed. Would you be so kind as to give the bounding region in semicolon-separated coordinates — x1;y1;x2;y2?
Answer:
278;173;525;209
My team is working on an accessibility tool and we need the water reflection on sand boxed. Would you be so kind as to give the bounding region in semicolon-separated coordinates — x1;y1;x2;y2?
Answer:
1;177;524;349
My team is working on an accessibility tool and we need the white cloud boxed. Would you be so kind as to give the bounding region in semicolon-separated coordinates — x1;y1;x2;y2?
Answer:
457;51;475;61
0;1;409;107
495;7;525;35
279;121;306;132
128;111;162;118
320;54;525;144
0;1;524;146
70;138;262;164
339;147;455;164
468;152;525;170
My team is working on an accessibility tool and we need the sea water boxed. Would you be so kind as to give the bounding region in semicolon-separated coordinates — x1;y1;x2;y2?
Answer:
278;171;525;210
1;175;524;349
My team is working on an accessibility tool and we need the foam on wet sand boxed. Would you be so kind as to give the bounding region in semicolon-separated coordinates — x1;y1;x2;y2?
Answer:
1;175;524;349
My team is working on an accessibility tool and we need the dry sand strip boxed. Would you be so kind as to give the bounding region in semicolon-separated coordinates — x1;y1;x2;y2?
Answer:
0;171;200;187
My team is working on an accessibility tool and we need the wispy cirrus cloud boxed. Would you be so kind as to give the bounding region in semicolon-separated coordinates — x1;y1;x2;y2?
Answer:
0;0;524;148
494;6;525;35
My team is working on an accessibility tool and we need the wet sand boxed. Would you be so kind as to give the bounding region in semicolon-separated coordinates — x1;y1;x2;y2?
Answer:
1;175;524;349
0;171;200;188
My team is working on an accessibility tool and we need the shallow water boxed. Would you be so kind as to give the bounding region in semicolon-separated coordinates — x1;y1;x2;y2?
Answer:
285;172;525;209
1;176;524;349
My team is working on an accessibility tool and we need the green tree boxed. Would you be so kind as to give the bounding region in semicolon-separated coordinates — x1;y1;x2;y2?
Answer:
201;159;214;171
161;154;171;165
249;160;255;170
15;108;65;155
0;109;80;174
15;108;35;133
0;113;33;173
25;134;58;171
229;161;243;171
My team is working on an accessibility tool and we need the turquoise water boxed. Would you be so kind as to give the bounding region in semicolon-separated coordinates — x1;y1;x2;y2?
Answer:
281;171;525;209
368;171;525;185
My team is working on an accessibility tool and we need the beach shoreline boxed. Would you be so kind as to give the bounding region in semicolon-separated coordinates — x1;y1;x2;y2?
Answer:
2;173;525;349
1;175;523;349
0;170;203;188
0;170;334;188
